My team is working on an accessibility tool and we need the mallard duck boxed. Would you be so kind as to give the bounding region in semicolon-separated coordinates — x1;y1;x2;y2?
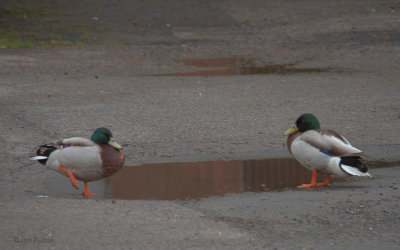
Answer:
285;114;371;188
31;128;125;197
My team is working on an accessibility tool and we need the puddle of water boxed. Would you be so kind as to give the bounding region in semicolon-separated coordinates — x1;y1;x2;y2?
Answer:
48;158;321;200
148;57;343;77
46;159;398;200
109;158;318;200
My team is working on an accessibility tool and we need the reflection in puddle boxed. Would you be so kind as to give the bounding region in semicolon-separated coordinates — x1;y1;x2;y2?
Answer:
110;158;315;200
149;57;343;77
48;158;320;200
47;159;398;200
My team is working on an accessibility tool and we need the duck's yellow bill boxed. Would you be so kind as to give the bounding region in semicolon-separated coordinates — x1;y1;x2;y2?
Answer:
284;125;299;135
108;139;122;149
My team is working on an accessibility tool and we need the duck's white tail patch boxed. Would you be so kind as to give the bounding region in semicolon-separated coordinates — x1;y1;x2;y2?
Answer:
340;164;372;177
31;156;48;161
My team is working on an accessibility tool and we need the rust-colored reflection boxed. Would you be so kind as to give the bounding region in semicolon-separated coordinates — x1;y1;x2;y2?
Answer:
46;160;398;199
110;160;242;200
148;58;340;77
109;158;323;200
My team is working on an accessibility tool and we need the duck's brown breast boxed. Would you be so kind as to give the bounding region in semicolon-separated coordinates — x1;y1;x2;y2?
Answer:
287;131;302;154
99;144;125;177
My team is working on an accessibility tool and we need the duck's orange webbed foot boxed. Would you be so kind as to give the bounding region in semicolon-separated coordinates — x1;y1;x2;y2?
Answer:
298;170;318;188
298;183;316;188
298;171;330;188
82;182;97;198
58;165;79;189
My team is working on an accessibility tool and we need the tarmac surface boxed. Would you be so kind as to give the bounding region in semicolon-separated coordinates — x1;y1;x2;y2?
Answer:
1;1;400;249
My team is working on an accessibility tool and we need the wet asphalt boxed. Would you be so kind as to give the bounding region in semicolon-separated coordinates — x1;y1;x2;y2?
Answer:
1;0;400;249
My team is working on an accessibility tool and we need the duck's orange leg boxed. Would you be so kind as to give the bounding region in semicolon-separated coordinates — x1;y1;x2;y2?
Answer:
317;174;330;187
298;171;330;188
298;170;318;188
58;165;78;189
82;182;97;198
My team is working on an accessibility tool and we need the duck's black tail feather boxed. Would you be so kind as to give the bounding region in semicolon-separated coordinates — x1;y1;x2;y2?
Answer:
340;156;368;173
32;144;57;165
339;155;371;177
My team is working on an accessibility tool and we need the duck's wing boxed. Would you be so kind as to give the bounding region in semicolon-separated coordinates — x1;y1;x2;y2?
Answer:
31;137;94;162
57;137;96;147
300;130;364;157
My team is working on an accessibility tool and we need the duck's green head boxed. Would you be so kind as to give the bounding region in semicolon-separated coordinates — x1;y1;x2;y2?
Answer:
284;114;320;135
91;128;122;149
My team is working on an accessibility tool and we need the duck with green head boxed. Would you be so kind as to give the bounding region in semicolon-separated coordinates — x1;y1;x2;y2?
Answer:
285;114;371;188
32;128;125;197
